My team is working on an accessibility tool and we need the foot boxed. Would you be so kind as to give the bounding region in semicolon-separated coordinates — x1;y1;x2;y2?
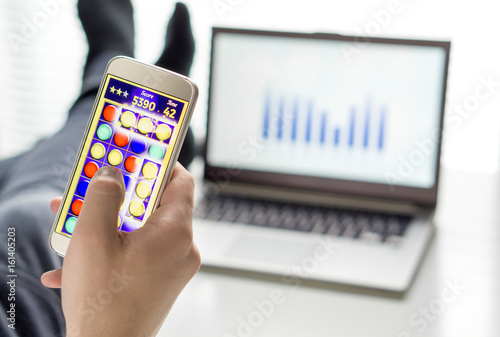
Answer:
155;3;195;76
78;0;135;68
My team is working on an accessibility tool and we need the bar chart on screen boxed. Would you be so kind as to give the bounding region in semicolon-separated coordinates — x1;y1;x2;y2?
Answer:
261;91;388;153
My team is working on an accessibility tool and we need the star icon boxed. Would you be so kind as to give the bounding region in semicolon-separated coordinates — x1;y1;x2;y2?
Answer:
116;88;122;96
123;91;129;98
110;86;116;94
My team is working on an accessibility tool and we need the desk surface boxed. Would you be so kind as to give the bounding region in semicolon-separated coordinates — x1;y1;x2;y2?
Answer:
157;167;500;337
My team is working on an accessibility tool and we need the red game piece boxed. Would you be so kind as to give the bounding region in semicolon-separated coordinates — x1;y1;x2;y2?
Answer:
103;105;118;122
84;162;99;178
71;199;83;216
114;131;129;147
124;156;139;173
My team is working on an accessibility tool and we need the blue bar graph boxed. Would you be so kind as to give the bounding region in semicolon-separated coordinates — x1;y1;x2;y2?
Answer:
349;108;355;148
263;93;270;139
334;128;340;146
320;113;327;144
363;102;370;149
378;106;386;150
262;93;386;151
277;97;284;140
305;102;313;143
292;99;299;142
291;99;298;142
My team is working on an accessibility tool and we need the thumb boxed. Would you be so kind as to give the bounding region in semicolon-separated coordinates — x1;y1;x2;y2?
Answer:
72;166;125;242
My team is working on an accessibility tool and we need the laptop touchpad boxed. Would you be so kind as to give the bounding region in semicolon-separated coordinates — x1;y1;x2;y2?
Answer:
227;234;317;265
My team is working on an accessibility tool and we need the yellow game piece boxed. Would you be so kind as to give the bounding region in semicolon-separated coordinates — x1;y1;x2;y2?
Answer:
142;162;158;180
107;149;123;166
120;111;136;128
135;181;152;199
137;117;153;134
129;200;145;217
155;124;172;141
90;143;106;160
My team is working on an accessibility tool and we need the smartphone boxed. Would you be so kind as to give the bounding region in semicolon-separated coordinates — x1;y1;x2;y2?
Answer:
49;56;198;257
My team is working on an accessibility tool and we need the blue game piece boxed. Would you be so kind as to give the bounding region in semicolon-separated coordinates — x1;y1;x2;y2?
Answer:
121;221;140;232
130;138;147;154
77;180;90;197
123;175;132;190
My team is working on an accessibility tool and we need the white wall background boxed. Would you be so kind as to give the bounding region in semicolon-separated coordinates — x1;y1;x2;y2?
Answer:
0;0;499;172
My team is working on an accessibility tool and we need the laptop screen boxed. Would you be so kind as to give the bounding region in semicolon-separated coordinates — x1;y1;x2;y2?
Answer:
205;28;450;206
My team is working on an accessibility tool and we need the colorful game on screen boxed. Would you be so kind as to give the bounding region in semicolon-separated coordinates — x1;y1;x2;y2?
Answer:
55;75;189;237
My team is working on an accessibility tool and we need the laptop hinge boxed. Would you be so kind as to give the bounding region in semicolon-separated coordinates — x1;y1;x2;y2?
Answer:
206;181;431;215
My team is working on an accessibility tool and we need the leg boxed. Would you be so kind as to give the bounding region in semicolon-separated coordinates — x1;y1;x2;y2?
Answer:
0;187;66;337
0;0;135;335
78;0;134;74
0;0;137;200
156;3;196;165
155;3;195;77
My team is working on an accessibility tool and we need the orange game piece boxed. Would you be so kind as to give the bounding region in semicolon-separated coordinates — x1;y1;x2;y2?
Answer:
71;199;83;216
114;131;129;147
84;162;99;178
103;105;118;122
124;156;139;173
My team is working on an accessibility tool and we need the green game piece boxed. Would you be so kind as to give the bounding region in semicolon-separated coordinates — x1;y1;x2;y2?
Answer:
148;144;165;159
65;217;77;234
97;124;112;141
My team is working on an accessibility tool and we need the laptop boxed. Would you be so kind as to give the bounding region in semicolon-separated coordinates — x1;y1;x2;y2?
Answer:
194;27;450;292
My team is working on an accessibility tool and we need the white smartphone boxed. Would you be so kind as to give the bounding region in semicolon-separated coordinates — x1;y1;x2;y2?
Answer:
49;56;198;257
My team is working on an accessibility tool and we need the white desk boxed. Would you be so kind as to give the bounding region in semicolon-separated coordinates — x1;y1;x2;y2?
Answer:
157;167;500;337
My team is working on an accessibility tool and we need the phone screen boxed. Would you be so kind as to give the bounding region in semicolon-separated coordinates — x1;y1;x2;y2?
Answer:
54;74;190;237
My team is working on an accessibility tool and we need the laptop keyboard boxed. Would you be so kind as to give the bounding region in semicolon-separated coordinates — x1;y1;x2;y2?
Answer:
194;194;411;244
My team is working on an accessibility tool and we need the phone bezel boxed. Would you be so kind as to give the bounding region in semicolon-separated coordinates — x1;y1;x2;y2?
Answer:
49;56;198;257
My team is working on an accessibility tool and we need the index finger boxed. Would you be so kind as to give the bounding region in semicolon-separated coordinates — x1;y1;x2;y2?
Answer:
145;163;195;229
159;163;195;208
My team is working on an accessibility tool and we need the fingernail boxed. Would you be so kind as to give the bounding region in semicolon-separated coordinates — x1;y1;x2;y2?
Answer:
93;167;126;191
94;166;122;179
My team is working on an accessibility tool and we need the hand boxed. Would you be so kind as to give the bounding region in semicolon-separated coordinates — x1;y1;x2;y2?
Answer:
41;164;201;337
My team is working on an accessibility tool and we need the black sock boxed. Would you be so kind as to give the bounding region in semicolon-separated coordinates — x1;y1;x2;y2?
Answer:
155;2;195;76
78;0;135;69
